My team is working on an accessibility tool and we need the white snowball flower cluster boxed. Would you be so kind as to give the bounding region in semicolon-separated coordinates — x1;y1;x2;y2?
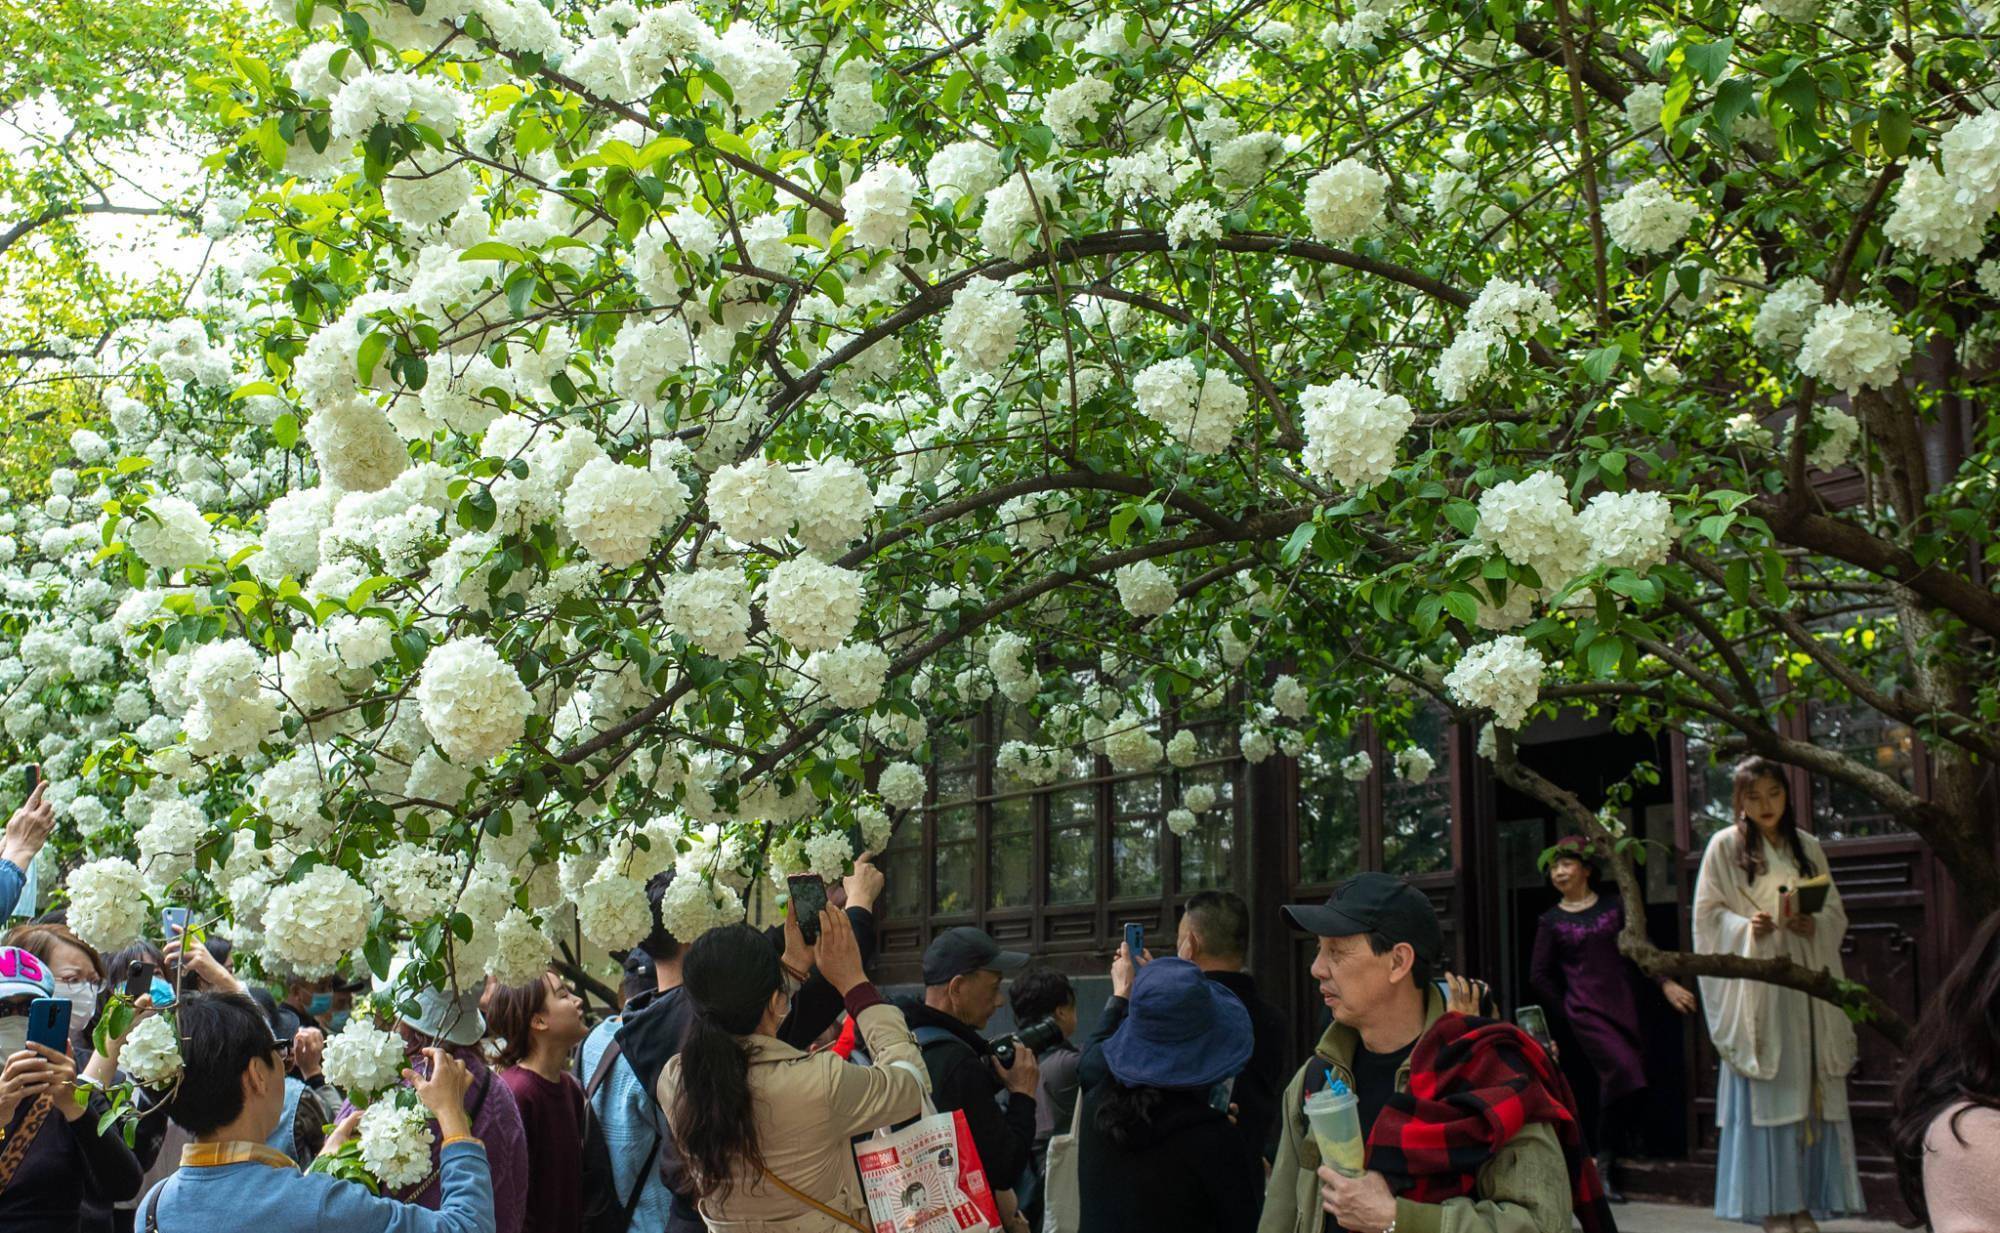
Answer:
662;568;753;658
1431;330;1495;403
1475;473;1592;589
563;458;688;568
1794;302;1912;394
1751;276;1821;353
136;798;208;886
805;830;853;881
609;319;692;410
1103;710;1164;772
996;741;1061;786
1444;636;1547;729
1602;179;1699;255
762;557;864;652
1044;77;1114;144
1341;751;1374;782
1166;808;1198;837
1299;378;1415;488
1884;162;1988;263
124;496;215;570
576;874;652;950
304;399;408;494
1580;490;1676;574
708;457;797;545
842;162;920;250
940;277;1025;373
928;140;1004;202
359;1100;435;1189
65;858;150;950
804;642;890;709
1166;202;1224;249
1466;278;1561;338
1303;159;1388;243
652;873;745;942
1131;357;1249;455
878;761;926;808
1182;783;1218;813
322;1020;408;1096
415;637;532;765
1624;83;1666;133
978;168;1061;258
382;152;476;231
1241;727;1276;763
120;1014;184;1087
329;69;465;141
1395;746;1438;783
988;632;1041;704
368;844;465;922
1272;674;1310;720
1802;407;1861;471
488;909;554;985
1114;560;1177;618
263;865;371;975
792;458;873;558
1166;728;1201;768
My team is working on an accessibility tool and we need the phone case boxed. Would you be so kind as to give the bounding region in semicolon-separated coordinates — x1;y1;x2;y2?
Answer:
25;999;71;1052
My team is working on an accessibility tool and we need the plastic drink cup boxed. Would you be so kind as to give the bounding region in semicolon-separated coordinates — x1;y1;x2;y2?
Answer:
1303;1084;1366;1178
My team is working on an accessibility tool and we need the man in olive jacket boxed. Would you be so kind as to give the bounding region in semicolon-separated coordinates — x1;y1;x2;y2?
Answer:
1260;874;1575;1233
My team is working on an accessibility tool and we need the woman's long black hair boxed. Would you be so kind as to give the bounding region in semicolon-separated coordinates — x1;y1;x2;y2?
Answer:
1729;756;1816;881
1093;1077;1171;1148
1891;908;2000;1223
668;923;783;1201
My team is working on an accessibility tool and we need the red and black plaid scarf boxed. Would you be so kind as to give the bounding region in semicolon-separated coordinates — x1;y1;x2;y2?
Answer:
1366;1014;1617;1233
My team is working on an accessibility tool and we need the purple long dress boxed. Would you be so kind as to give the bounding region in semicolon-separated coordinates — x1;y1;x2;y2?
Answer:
1529;897;1649;1106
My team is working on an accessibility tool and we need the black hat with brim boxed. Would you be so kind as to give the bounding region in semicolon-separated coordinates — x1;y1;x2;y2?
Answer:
922;926;1029;985
1283;871;1444;964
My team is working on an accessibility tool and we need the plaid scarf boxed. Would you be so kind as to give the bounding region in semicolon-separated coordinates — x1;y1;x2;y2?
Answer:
1366;1014;1617;1233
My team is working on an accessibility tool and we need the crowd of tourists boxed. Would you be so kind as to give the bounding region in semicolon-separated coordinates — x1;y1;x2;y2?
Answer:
0;756;1993;1232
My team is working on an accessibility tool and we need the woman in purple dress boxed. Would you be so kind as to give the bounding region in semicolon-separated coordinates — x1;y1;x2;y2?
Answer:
1530;836;1698;1202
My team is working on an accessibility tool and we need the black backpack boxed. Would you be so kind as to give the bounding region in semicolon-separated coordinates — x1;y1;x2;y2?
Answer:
579;1039;662;1233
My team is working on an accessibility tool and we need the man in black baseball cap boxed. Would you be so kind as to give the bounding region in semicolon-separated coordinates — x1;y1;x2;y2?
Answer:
1261;872;1584;1233
899;927;1037;1228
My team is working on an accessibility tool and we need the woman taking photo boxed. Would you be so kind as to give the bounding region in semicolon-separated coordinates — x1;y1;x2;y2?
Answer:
1891;908;2000;1230
1077;953;1259;1233
1529;836;1697;1200
660;903;927;1231
485;970;590;1233
1693;757;1862;1232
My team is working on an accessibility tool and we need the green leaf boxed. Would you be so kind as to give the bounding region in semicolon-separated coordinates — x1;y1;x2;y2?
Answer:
1443;589;1481;627
460;241;528;263
1581;345;1623;383
1685;37;1733;84
1724;560;1750;606
1587;636;1624;678
1877;102;1911;158
1281;521;1317;565
356;331;390;384
272;413;299;450
940;68;973;112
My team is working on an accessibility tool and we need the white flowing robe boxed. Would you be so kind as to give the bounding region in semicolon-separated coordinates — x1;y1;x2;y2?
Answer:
1692;826;1857;1128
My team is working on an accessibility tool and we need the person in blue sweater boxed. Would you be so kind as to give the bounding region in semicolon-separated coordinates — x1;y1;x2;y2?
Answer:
137;991;495;1233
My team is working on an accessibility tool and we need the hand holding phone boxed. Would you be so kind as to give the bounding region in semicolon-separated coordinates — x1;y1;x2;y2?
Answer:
124;961;157;1000
788;875;829;946
1123;921;1146;960
160;907;195;937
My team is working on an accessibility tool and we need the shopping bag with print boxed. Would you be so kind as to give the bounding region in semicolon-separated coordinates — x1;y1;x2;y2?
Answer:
852;1104;1002;1233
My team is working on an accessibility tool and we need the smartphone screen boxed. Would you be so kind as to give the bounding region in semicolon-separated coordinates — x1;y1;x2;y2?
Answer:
788;875;828;945
125;961;156;999
23;764;38;794
25;998;71;1052
160;907;194;937
1515;1004;1552;1042
1124;921;1145;958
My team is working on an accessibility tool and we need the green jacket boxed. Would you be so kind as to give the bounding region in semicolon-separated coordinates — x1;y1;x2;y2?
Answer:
1257;989;1574;1233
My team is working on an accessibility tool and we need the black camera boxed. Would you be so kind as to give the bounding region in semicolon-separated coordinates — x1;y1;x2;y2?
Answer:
991;1014;1066;1068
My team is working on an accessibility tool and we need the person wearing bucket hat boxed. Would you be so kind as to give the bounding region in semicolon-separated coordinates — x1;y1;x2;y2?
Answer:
1260;872;1609;1233
1531;835;1697;1202
334;959;529;1233
1075;956;1262;1232
0;942;144;1232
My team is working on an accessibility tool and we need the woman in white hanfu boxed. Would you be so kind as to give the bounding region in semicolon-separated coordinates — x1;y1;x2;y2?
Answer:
1693;756;1863;1233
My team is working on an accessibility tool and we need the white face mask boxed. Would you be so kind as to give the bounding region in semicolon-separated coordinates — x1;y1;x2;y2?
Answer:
55;982;96;1032
0;1016;28;1058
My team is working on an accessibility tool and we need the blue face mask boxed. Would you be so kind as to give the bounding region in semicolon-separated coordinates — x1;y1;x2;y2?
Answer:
308;993;334;1017
149;977;178;1008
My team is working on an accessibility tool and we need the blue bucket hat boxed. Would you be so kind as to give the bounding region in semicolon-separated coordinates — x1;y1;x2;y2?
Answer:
1100;957;1253;1091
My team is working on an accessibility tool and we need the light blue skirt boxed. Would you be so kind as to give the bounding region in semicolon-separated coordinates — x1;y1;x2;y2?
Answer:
1712;1067;1866;1222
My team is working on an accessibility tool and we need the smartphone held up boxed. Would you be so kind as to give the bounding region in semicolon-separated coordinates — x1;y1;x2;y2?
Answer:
788;874;829;945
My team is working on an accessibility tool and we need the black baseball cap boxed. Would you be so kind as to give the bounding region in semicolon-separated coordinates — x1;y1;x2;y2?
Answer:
922;926;1029;985
1283;872;1444;964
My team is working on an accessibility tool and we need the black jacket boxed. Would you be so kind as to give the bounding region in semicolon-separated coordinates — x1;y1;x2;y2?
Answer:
1076;1084;1261;1233
1206;968;1289;1164
898;1001;1037;1191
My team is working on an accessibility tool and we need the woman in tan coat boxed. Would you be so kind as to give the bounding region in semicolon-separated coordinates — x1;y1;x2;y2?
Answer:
660;904;928;1232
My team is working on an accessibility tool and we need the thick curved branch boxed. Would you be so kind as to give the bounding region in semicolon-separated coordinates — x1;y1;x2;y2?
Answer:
1754;499;2000;641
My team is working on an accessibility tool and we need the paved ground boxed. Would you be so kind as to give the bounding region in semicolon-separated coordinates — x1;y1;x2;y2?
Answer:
1614;1203;1898;1233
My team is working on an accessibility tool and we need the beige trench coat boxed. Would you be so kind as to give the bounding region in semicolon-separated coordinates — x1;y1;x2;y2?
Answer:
658;1000;930;1233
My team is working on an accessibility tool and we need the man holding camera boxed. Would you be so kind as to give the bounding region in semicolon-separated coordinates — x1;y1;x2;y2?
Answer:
901;927;1038;1231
